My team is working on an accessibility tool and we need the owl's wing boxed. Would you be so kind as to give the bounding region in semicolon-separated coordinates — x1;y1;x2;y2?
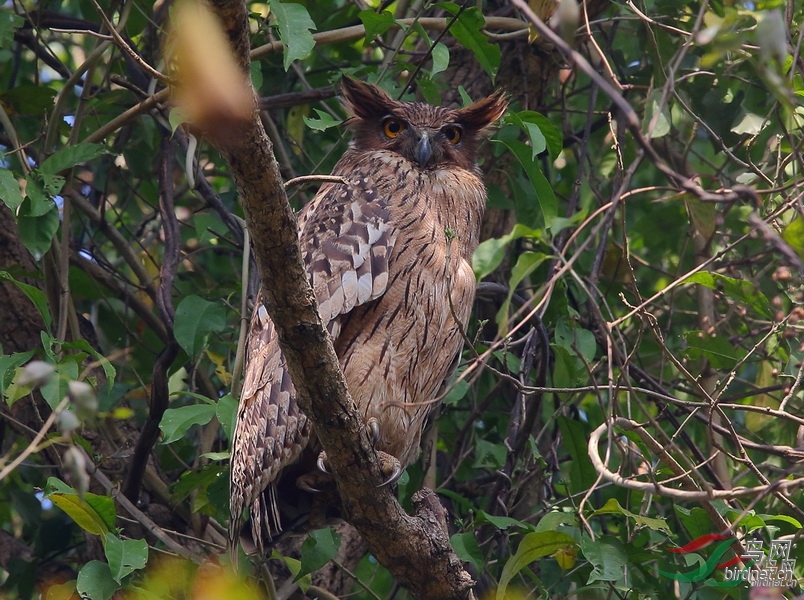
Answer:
302;179;394;337
231;177;395;546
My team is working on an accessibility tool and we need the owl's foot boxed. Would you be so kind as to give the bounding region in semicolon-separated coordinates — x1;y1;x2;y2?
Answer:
315;449;402;487
363;417;403;485
315;417;403;487
296;470;334;493
375;450;403;487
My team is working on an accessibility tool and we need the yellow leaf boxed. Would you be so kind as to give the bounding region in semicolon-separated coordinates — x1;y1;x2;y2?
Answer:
286;104;310;156
746;361;777;431
554;544;577;570
205;350;232;386
166;0;255;137
111;407;134;419
49;493;110;536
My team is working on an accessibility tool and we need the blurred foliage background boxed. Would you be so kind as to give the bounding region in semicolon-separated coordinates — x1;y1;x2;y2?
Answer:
0;0;803;598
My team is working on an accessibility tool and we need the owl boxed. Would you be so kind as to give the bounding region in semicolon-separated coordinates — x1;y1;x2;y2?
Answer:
230;77;507;553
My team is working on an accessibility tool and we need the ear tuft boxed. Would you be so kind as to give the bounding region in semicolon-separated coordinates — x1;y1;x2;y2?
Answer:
454;90;509;131
340;77;398;120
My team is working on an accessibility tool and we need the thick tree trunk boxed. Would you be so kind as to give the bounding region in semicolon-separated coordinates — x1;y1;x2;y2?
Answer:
0;203;45;353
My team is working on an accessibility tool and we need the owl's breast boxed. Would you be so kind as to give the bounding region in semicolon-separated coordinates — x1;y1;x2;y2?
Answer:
331;152;485;465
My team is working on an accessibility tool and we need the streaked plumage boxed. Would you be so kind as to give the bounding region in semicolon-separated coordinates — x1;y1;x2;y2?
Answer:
230;78;507;552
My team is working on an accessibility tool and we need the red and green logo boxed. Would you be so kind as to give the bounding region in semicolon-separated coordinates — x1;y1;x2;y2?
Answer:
657;534;748;587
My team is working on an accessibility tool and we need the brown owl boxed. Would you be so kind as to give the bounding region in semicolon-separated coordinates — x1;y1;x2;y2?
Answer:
230;77;507;553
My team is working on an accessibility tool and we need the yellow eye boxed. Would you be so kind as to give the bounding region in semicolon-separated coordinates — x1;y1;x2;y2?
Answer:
442;125;462;144
383;119;405;138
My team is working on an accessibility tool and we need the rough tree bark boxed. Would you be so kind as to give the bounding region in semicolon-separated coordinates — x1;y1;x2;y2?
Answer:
0;204;45;354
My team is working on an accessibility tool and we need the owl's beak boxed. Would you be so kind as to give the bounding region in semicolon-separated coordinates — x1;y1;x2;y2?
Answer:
414;133;432;168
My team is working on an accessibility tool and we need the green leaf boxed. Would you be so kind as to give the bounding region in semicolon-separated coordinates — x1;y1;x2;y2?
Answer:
782;216;804;261
216;393;237;441
441;4;500;80
172;390;215;405
40;143;105;177
493;138;558;229
271;551;311;591
765;514;803;530
76;561;118;600
643;90;671;138
297;527;340;581
557;416;596;495
496;531;576;600
358;9;396;44
204;467;231;518
510;251;547;292
472;223;541;280
173;295;227;357
443;375;469;405
431;42;450;75
268;0;316;70
731;111;766;135
685;196;716;240
0;85;57;115
84;492;117;531
39;173;65;197
0;271;53;330
168;107;188;134
48;492;114;536
0;169;24;210
473;438;506;469
40;356;80;410
170;463;226;504
534;511;579;532
724;508;766;532
103;533;148;583
591;498;672;533
303;109;342;132
682;330;743;369
159;403;216;444
45;476;76;495
477;511;528;531
507;111;563;159
17;198;59;261
22;175;56;217
0;11;24;46
417;80;443;109
496;251;548;333
554;321;597;363
580;535;628;584
200;451;230;461
683;271;773;319
674;505;715;541
551;345;577;388
61;338;116;393
250;61;263;93
0;349;35;402
451;532;484;570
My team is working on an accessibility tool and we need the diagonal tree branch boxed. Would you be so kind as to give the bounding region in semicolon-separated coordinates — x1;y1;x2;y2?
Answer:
193;0;475;597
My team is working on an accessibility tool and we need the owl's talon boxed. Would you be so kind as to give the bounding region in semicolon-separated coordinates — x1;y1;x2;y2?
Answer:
297;479;323;493
317;452;330;474
377;464;403;487
296;469;335;494
375;450;403;487
367;417;381;446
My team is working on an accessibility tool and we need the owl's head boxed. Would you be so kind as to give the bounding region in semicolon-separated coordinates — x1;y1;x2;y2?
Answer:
340;77;508;171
